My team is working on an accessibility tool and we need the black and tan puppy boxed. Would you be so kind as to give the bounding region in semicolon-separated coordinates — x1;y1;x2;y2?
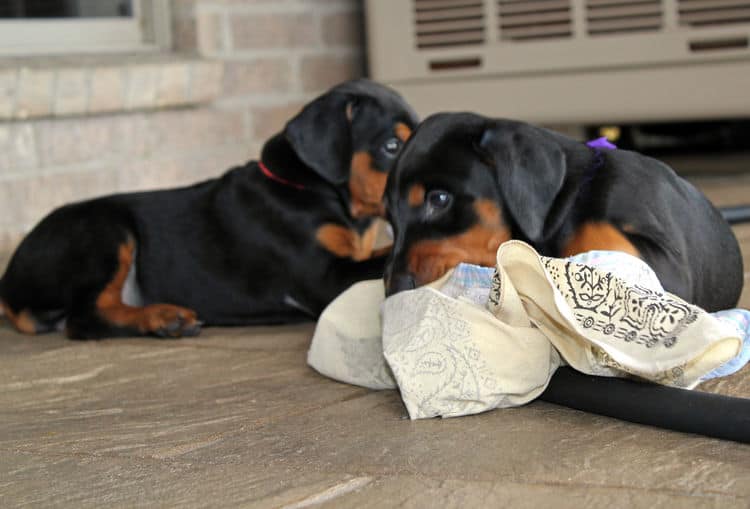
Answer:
0;80;418;339
385;112;742;312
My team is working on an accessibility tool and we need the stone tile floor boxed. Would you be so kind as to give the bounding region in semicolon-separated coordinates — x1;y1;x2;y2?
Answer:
2;173;750;508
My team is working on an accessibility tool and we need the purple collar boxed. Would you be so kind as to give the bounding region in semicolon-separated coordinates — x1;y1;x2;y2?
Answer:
576;137;618;205
585;136;617;175
586;136;617;150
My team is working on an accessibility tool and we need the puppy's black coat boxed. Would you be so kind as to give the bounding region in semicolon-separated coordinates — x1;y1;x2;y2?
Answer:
385;112;742;312
0;80;418;339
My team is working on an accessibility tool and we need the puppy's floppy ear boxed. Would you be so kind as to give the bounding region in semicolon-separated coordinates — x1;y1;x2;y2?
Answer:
284;92;355;186
476;122;567;242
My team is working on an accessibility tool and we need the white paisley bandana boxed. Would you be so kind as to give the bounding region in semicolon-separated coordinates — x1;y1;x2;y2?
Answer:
307;241;744;419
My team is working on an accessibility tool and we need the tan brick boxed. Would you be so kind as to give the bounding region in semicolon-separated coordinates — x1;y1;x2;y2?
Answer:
33;108;244;167
197;10;224;55
89;67;126;113
250;101;305;141
117;143;250;192
155;63;190;106
35;116;115;167
125;65;158;110
172;0;198;51
0;176;27;228
117;156;199;192
34;170;114;223
321;10;364;47
172;0;197;18
231;13;316;49
15;68;54;119
300;54;364;93
109;113;152;157
0;169;113;231
160;109;244;148
0;123;38;172
53;69;88;116
174;18;198;52
0;69;18;119
190;61;224;102
222;59;291;96
0;230;23;272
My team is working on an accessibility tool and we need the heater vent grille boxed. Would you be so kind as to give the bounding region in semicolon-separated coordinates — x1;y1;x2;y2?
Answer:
585;0;663;36
498;0;573;41
414;0;486;48
678;0;750;28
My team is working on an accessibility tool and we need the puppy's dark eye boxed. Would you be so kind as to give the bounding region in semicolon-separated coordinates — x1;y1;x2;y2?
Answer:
424;189;453;218
427;190;452;208
382;138;401;156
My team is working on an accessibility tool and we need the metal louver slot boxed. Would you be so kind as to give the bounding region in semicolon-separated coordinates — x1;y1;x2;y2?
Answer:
498;0;573;42
678;0;750;27
414;0;485;49
586;0;662;36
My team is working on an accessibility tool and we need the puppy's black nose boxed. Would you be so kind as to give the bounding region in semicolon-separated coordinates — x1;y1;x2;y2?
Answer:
386;272;416;297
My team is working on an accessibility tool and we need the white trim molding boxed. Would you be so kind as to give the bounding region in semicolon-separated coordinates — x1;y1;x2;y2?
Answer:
0;0;172;55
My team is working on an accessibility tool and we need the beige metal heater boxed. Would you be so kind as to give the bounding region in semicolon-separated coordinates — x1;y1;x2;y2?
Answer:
365;0;750;124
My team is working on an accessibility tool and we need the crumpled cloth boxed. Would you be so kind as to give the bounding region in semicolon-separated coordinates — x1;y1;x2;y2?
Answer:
307;241;747;419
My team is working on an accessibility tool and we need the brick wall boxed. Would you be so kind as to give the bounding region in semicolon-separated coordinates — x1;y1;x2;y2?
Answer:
0;0;366;267
191;0;366;152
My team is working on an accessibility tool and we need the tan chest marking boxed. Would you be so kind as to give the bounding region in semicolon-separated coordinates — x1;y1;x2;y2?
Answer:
316;221;390;261
561;222;640;258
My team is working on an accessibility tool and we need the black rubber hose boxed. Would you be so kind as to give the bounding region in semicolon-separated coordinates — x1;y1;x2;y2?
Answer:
720;205;750;225
539;367;750;443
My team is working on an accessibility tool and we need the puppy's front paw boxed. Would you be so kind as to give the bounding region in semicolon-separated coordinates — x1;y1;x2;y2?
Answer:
143;305;202;338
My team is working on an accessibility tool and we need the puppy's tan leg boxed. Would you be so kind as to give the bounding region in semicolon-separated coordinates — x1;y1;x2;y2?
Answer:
67;238;201;339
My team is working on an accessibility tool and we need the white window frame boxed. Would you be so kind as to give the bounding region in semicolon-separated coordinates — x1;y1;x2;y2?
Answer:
0;0;171;55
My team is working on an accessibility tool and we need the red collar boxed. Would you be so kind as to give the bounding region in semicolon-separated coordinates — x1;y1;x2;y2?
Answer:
258;161;305;190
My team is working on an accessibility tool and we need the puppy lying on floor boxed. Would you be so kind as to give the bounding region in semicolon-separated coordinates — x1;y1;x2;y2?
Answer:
384;112;742;312
0;80;418;339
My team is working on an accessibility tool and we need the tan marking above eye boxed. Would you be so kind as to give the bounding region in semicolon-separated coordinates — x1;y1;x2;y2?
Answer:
408;184;425;207
621;223;638;234
561;222;640;258
405;199;510;286
349;151;387;218
474;199;504;228
316;222;389;261
395;122;412;142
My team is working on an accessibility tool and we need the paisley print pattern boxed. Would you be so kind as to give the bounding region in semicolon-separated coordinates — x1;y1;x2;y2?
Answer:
543;258;700;350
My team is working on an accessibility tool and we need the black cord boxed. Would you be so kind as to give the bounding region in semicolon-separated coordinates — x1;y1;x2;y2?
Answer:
720;205;750;225
539;367;750;443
